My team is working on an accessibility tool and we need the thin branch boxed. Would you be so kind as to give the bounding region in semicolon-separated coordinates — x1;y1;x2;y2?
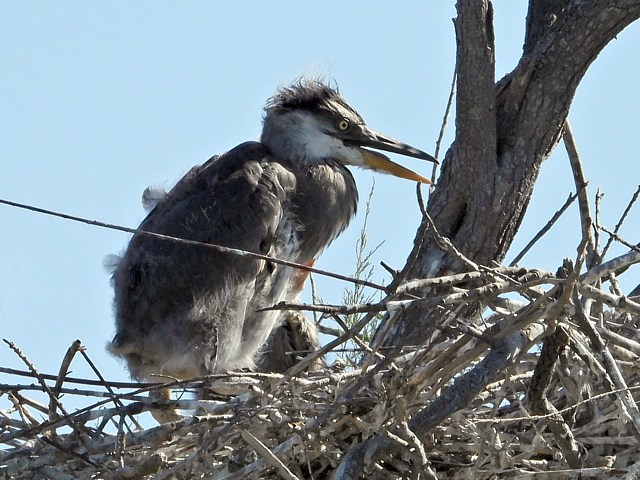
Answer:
572;288;640;440
595;188;604;254
336;323;546;478
600;227;640;254
386;183;433;292
0;366;158;389
579;239;640;286
49;340;82;424
4;340;75;430
422;211;479;271
331;314;380;360
222;436;302;480
528;327;582;468
601;184;640;259
2;340;100;468
563;119;598;268
581;284;640;317
241;430;301;480
261;301;385;315
433;67;456;166
286;310;381;377
509;191;579;266
78;344;143;432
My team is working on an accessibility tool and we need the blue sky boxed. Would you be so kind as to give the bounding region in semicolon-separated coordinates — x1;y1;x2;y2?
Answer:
1;3;639;408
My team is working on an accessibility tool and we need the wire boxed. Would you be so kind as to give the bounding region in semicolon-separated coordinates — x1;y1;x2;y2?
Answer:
0;197;389;292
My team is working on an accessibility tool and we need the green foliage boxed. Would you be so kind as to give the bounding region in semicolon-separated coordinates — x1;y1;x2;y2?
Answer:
337;181;386;368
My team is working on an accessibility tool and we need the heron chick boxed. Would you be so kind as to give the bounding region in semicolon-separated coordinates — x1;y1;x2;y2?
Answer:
107;80;436;397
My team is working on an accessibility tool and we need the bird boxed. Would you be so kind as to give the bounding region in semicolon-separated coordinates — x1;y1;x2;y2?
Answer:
107;79;437;397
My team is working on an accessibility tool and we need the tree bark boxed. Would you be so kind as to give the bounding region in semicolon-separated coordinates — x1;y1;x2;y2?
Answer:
376;0;640;351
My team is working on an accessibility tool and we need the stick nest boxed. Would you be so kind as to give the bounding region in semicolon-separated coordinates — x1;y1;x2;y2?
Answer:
3;260;640;479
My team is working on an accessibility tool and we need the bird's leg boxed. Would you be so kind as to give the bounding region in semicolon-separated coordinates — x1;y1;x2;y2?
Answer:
290;259;315;295
256;260;325;372
284;259;324;370
149;386;182;424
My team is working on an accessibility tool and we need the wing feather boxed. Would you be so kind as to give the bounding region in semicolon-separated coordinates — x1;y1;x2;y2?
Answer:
109;141;298;380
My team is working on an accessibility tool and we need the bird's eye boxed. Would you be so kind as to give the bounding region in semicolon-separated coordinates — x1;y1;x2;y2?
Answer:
337;118;350;131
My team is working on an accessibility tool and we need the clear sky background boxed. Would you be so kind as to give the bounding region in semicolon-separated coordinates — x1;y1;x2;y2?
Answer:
1;3;639;410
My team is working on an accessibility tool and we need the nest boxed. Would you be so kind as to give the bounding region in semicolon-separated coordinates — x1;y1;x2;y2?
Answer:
3;248;640;479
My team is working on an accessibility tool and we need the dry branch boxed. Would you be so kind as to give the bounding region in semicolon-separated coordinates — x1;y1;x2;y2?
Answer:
2;253;640;478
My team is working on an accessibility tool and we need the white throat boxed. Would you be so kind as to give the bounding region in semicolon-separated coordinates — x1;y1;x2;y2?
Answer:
261;111;360;166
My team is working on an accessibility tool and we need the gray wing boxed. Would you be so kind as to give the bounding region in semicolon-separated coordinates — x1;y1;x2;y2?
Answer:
108;141;299;381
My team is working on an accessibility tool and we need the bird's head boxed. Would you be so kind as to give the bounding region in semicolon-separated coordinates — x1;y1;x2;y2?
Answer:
261;80;437;184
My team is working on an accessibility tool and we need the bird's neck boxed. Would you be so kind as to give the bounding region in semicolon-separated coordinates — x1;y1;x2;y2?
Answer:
260;111;359;259
288;161;358;262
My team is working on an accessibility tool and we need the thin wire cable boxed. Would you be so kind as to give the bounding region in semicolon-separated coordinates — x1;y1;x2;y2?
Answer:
0;197;389;293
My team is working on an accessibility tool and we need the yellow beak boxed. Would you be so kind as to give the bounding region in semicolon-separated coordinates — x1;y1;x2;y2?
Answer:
358;148;433;184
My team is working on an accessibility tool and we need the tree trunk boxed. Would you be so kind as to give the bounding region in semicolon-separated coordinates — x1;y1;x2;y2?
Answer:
375;0;640;351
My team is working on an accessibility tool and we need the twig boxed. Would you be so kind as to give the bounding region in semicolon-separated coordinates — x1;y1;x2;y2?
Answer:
241;430;301;480
395;397;428;469
78;344;143;432
434;69;456;164
286;310;381;377
572;288;640;440
509;191;579;266
596;324;640;358
528;327;581;467
471;384;640;426
0;366;159;388
49;340;82;424
595;188;604;255
337;324;546;478
3;340;80;436
386;185;433;292
260;301;385;315
221;436;302;480
9;391;48;416
580;241;640;286
600;227;640;254
7;392;40;428
563;119;598;268
581;284;640;317
601;185;640;259
422;210;479;271
331;314;380;360
398;266;553;294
